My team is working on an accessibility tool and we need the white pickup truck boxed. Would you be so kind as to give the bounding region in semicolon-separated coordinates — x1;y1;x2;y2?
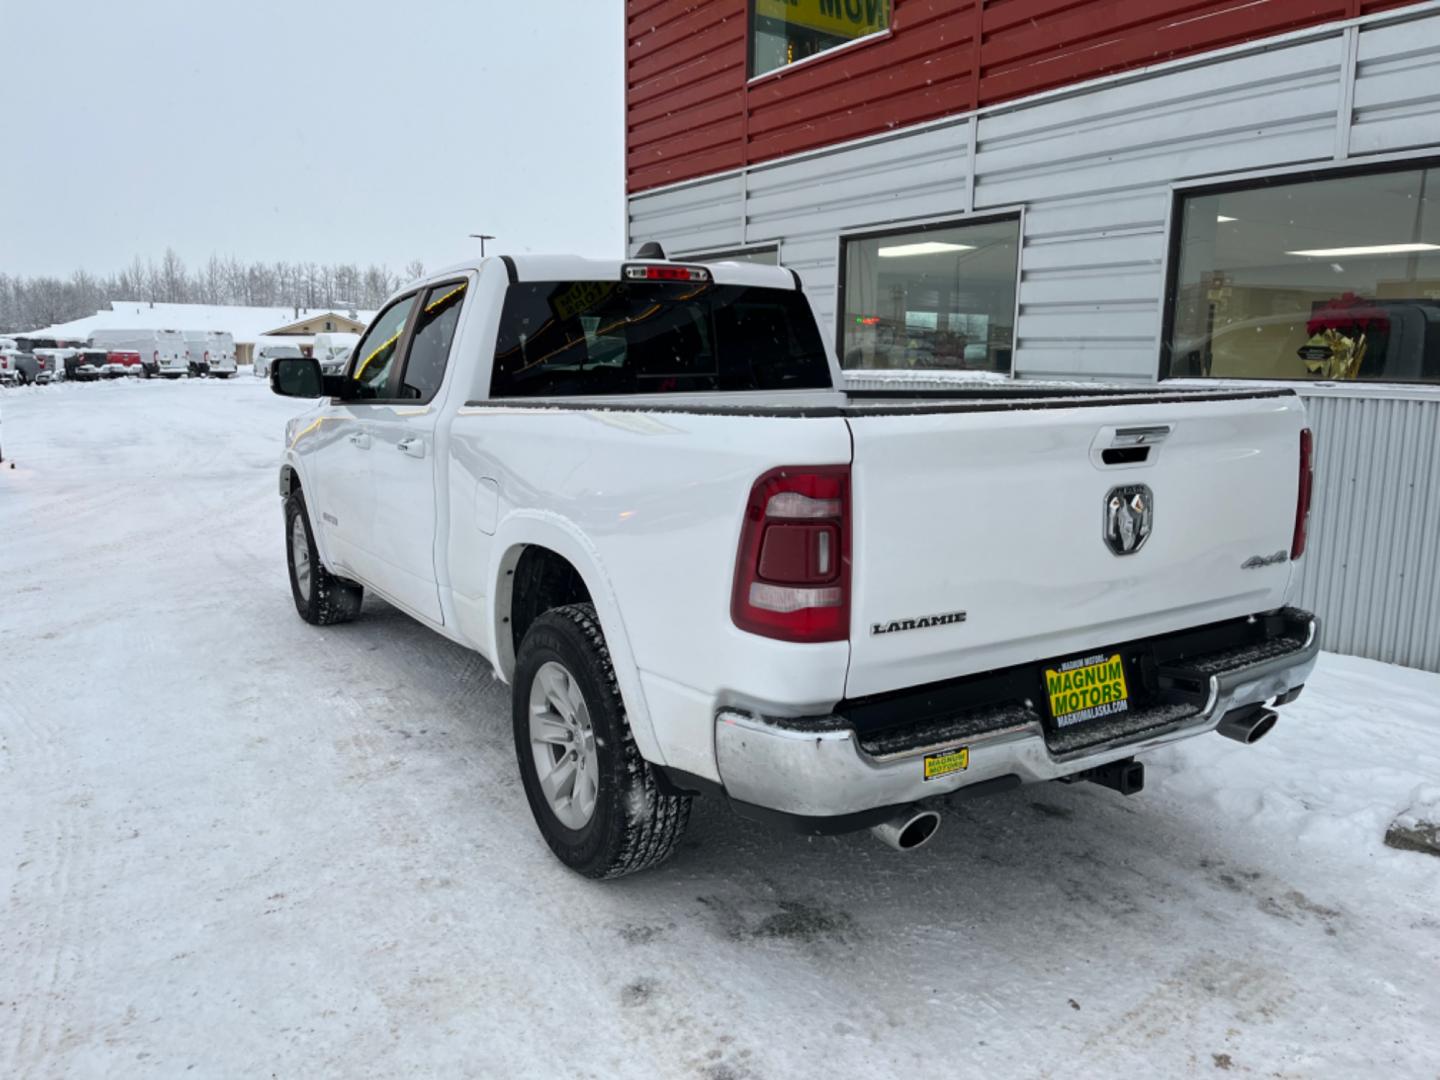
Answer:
268;253;1320;878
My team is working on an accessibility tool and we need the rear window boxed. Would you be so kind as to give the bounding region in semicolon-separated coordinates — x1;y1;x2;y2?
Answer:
490;280;831;398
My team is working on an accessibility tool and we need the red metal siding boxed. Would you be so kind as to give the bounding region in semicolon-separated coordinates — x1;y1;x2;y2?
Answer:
626;0;1430;192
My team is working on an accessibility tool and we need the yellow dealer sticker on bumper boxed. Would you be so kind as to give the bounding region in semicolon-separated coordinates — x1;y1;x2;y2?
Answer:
1046;653;1130;728
923;747;969;781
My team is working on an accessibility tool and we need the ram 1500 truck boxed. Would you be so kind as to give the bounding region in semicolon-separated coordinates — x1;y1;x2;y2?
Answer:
268;254;1320;878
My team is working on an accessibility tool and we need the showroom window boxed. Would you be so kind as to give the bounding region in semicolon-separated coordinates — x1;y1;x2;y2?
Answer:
749;0;890;79
839;216;1020;373
1165;160;1440;382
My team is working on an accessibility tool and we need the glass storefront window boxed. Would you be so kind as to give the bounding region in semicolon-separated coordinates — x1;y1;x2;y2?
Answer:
839;217;1020;373
1166;162;1440;382
750;0;890;79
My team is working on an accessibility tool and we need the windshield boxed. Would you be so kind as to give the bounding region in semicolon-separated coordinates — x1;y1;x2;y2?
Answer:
491;281;831;398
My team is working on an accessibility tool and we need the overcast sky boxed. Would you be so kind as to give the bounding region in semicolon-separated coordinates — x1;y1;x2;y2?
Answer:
0;0;624;279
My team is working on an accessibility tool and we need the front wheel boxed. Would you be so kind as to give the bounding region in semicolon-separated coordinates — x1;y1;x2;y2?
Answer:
285;490;363;625
513;603;690;879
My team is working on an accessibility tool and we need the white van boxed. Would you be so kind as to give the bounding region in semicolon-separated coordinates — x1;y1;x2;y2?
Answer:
182;330;238;378
253;342;303;377
89;329;189;378
313;331;360;375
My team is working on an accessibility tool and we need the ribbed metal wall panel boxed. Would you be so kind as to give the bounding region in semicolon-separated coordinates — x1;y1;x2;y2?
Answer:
1350;10;1440;155
748;121;972;335
1293;390;1440;671
626;173;745;255
981;36;1344;380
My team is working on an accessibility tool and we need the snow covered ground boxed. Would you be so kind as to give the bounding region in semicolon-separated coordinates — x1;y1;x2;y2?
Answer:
2;377;1438;1079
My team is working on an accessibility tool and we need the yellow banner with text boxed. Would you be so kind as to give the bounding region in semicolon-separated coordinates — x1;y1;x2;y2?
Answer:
753;0;890;41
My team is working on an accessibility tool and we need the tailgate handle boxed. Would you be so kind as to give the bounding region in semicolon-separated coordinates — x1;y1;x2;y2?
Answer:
1102;425;1171;466
1111;425;1172;447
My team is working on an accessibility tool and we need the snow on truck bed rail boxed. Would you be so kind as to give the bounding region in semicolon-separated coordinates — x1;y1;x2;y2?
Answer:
0;377;1436;1078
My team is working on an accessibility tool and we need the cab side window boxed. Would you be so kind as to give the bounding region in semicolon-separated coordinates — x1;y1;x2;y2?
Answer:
350;294;417;397
400;280;468;401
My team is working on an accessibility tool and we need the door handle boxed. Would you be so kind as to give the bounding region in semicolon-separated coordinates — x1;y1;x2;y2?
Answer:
348;431;372;449
396;436;426;459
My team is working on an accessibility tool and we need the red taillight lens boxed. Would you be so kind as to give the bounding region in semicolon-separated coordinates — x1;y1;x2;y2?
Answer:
623;264;711;282
1291;427;1314;560
732;466;850;642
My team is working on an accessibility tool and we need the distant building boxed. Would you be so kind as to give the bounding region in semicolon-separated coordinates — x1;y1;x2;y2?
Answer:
259;311;369;357
26;301;376;365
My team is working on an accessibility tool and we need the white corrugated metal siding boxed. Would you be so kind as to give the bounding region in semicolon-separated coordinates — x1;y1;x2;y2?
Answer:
630;4;1440;670
1293;389;1440;671
1351;12;1440;156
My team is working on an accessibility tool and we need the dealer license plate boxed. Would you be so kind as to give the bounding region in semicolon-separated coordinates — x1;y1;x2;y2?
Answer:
1045;652;1130;728
922;746;968;781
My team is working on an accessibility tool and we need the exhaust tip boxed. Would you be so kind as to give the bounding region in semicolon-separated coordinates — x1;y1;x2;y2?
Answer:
1218;707;1279;745
870;807;941;852
897;811;940;850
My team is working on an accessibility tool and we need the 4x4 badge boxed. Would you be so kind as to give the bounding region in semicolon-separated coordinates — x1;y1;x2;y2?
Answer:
1104;485;1153;556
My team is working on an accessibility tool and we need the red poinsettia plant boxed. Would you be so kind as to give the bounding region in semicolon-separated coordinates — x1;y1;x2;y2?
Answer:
1307;291;1390;335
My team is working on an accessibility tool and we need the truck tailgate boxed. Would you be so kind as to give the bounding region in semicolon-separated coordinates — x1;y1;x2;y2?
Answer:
844;390;1306;699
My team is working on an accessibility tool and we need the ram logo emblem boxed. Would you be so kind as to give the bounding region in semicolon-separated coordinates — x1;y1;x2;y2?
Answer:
1104;485;1153;556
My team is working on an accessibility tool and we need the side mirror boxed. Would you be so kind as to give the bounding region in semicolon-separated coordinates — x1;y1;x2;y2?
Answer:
270;357;323;398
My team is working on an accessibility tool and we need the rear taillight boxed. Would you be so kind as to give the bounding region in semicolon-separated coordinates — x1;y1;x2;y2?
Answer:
153;351;159;363
732;466;850;642
624;264;710;282
1291;427;1314;560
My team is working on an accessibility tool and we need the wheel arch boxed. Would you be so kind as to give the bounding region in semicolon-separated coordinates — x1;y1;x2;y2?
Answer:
490;515;665;767
279;455;341;577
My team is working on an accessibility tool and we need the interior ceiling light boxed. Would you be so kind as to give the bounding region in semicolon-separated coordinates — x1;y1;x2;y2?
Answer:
1286;242;1440;257
1216;215;1237;222
877;241;975;258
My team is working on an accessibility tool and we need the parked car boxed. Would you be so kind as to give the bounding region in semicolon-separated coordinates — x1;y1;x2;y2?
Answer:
1;348;40;385
268;253;1319;878
32;348;79;383
208;332;238;378
89;329;189;378
182;330;238;378
254;343;303;378
103;350;144;378
71;349;109;380
321;346;353;376
313;332;359;375
0;338;20;385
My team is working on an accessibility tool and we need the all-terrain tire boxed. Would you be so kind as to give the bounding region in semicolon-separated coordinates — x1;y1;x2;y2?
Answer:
513;603;690;879
284;489;363;625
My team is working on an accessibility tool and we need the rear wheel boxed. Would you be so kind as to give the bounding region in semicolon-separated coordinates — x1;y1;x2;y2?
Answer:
513;603;690;878
285;490;363;625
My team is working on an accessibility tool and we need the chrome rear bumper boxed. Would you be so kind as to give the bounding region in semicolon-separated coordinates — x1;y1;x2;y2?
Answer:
714;612;1319;819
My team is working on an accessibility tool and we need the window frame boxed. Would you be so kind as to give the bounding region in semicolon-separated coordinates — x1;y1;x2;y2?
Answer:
340;290;422;404
394;277;470;405
745;0;893;84
1159;152;1440;384
833;210;1025;375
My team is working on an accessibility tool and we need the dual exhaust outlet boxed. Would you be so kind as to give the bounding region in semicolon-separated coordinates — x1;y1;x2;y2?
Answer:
868;706;1279;853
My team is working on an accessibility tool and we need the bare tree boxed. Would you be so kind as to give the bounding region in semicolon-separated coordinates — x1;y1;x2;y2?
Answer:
0;248;416;332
